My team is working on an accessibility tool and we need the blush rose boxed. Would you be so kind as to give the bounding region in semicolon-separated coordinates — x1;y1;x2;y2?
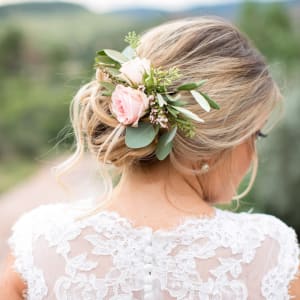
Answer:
119;57;151;85
111;84;150;126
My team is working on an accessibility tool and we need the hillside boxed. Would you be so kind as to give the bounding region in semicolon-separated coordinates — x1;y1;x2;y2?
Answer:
0;1;87;17
0;0;299;20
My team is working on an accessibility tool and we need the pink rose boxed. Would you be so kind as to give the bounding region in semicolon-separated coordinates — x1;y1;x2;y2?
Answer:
111;84;150;126
119;57;151;85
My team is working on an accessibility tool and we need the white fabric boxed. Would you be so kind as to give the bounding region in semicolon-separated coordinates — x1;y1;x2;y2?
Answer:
7;197;300;300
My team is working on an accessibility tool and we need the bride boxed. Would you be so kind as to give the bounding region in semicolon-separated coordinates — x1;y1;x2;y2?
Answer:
1;16;299;299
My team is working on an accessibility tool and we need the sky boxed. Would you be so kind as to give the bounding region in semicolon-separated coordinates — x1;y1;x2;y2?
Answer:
0;0;288;13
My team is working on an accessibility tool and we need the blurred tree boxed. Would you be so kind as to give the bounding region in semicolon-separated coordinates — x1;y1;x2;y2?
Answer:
238;2;300;64
0;27;24;75
238;1;300;235
47;44;69;82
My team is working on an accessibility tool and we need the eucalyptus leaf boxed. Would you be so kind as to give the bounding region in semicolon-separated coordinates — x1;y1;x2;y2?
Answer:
177;82;198;91
190;90;211;112
199;91;220;110
165;126;177;144
172;106;205;123
105;67;121;76
101;49;129;64
176;118;189;124
177;79;208;91
96;50;106;56
102;91;112;96
171;99;188;107
157;93;167;107
95;55;120;67
125;122;156;148
166;106;180;117
99;81;115;93
165;94;178;102
195;79;208;88
122;45;136;60
155;132;173;160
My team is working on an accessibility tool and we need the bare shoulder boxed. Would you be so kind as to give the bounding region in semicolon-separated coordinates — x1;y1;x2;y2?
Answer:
0;252;26;300
289;263;300;300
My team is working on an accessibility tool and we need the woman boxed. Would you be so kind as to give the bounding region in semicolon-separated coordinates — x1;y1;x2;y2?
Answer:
1;16;299;299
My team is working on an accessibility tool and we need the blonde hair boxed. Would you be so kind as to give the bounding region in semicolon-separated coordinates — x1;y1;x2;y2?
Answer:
52;16;283;218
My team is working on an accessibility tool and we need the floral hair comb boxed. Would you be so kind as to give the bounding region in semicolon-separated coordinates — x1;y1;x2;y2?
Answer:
94;31;220;160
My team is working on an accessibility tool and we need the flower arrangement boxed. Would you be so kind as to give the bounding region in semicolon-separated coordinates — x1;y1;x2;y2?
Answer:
94;31;220;160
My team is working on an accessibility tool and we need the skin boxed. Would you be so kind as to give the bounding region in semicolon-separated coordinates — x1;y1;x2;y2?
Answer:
0;138;299;299
0;252;26;299
104;138;254;228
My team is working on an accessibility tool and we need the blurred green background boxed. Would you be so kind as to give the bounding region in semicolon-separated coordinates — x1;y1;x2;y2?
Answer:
0;1;299;235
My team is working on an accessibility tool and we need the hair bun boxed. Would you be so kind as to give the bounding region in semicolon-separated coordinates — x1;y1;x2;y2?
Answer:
59;16;281;181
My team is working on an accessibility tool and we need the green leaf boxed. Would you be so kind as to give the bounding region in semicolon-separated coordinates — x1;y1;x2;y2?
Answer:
166;106;180;117
195;79;208;88
102;91;112;96
95;55;120;67
122;45;136;60
155;132;174;160
177;82;198;91
190;90;211;112
125;122;156;148
199;91;220;110
157;93;167;107
165;94;178;102
171;99;188;107
99;81;115;96
99;81;115;92
154;125;160;135
172;106;205;123
165;126;177;144
177;79;208;91
176;118;190;124
99;49;129;64
105;67;120;77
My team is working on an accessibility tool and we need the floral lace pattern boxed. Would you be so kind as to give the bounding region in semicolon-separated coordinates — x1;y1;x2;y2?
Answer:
7;199;300;300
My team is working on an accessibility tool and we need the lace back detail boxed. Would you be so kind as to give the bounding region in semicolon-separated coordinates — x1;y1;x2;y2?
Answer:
7;201;300;300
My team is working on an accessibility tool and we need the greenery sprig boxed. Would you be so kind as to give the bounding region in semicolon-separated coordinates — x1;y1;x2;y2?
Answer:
124;31;141;49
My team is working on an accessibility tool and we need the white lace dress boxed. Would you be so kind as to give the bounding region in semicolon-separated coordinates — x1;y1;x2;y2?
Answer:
7;198;300;300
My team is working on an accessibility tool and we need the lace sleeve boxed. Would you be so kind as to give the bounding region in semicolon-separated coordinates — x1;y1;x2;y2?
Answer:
7;206;49;299
261;215;300;300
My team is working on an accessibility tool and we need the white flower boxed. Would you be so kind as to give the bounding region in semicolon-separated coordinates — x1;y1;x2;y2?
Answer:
119;57;151;85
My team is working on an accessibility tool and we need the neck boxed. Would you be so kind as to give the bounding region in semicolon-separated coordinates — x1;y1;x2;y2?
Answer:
106;159;215;220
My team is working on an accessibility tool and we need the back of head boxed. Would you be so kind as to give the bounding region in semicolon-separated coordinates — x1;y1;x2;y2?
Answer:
136;17;281;166
55;16;282;204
